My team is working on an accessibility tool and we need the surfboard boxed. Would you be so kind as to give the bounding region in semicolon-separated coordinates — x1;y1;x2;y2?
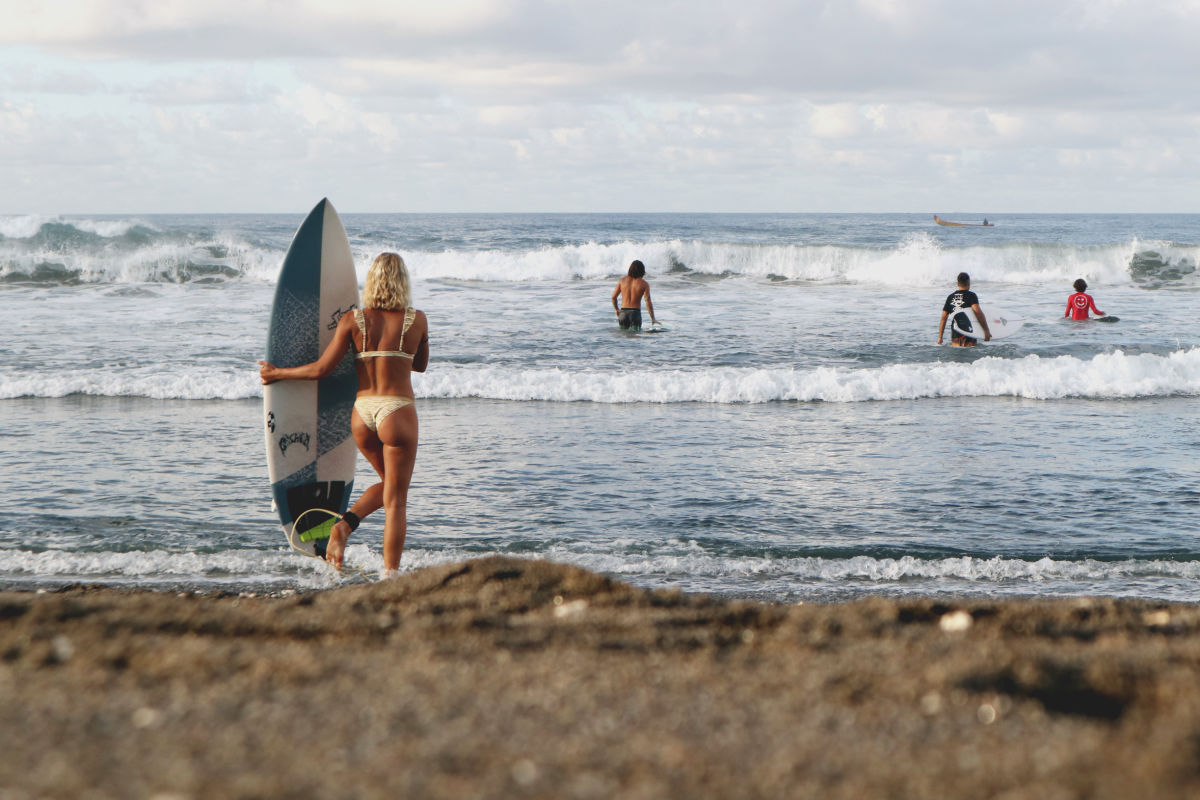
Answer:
950;306;1025;340
264;199;359;559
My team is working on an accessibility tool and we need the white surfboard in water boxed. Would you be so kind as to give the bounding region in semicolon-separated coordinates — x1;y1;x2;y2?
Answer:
951;306;1025;340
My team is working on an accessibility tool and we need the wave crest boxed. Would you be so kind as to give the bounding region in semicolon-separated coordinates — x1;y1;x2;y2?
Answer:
415;349;1200;404
0;216;278;285
3;213;1199;288
8;349;1194;402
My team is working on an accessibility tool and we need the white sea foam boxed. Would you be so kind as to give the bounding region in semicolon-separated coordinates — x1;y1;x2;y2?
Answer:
0;215;157;240
411;236;1159;287
5;349;1200;402
3;225;1195;287
0;366;264;400
0;215;54;239
0;238;279;284
547;549;1200;583
71;217;154;238
414;349;1200;404
1;546;379;591
6;546;1198;600
0;216;280;284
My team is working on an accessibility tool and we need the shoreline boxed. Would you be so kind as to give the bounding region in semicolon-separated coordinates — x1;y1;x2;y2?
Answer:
4;556;1200;798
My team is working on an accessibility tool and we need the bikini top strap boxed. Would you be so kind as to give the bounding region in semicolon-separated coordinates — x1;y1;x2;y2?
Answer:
354;308;368;352
401;308;416;349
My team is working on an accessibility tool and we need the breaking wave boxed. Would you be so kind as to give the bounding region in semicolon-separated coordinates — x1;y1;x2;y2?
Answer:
2;215;1198;288
5;349;1200;402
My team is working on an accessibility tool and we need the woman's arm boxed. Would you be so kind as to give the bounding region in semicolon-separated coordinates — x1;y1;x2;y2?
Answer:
412;312;430;373
259;313;355;384
971;303;992;341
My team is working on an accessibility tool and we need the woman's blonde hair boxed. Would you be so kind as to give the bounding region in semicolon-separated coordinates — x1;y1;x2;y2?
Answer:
361;252;411;310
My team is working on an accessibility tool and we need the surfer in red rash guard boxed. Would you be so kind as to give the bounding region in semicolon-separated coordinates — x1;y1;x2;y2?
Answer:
1065;278;1106;320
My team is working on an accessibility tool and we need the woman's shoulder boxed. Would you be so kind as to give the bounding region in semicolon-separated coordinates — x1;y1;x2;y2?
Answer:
362;305;418;315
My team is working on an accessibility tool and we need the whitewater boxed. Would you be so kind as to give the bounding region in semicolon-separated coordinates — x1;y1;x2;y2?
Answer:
2;211;1199;601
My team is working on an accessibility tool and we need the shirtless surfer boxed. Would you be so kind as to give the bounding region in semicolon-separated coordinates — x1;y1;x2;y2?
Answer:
612;260;658;330
937;272;992;346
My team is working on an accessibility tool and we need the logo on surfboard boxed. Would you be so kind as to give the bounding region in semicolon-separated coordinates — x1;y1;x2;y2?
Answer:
328;304;358;330
278;432;311;455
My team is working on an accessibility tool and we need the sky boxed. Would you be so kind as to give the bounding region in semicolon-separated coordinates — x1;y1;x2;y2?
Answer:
3;0;1200;213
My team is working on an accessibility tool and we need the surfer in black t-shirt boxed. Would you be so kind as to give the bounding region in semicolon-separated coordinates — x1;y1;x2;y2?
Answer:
937;272;992;346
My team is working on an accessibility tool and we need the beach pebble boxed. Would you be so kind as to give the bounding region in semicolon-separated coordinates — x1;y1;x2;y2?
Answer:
511;759;539;787
554;599;589;619
939;610;973;632
131;707;163;729
1142;610;1171;627
50;635;74;664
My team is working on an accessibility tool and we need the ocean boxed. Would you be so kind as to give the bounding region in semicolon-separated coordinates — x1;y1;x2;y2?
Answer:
3;211;1199;602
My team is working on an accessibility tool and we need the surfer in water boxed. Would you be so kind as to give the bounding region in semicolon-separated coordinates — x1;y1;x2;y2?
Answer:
1065;278;1106;320
937;272;992;346
611;259;658;330
259;253;429;575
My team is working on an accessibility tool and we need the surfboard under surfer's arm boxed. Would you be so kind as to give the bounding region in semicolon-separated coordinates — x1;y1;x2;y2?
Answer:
971;304;992;341
259;313;356;384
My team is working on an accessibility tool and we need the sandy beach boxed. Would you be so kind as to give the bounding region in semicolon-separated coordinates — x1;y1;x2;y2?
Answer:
2;555;1199;798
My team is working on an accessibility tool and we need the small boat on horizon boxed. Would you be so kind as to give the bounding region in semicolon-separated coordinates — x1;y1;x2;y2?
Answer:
934;215;993;227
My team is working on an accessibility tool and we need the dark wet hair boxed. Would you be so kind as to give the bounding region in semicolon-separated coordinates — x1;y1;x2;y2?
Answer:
1074;278;1087;292
628;260;646;278
956;272;970;286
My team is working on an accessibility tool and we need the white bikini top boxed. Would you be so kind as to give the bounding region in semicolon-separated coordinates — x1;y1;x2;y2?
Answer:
354;308;416;360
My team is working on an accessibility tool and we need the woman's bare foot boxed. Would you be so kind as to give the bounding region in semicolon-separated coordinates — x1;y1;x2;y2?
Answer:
325;519;351;570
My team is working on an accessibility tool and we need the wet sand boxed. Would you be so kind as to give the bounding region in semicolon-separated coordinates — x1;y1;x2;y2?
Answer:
2;556;1199;799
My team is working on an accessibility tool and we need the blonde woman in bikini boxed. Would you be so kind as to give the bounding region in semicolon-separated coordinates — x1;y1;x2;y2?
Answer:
259;253;429;574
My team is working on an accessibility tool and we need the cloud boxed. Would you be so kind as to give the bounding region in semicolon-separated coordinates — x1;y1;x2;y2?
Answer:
1;65;105;95
0;0;508;56
808;104;864;139
4;0;1200;212
137;68;273;105
5;0;1200;111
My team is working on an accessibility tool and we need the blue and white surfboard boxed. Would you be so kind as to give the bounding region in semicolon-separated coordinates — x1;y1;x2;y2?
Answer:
264;199;359;558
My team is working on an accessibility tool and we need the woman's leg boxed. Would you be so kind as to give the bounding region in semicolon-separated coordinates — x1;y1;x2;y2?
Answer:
327;410;384;569
377;405;419;571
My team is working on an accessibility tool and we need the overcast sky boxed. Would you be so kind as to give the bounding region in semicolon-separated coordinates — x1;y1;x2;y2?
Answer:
4;0;1200;213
